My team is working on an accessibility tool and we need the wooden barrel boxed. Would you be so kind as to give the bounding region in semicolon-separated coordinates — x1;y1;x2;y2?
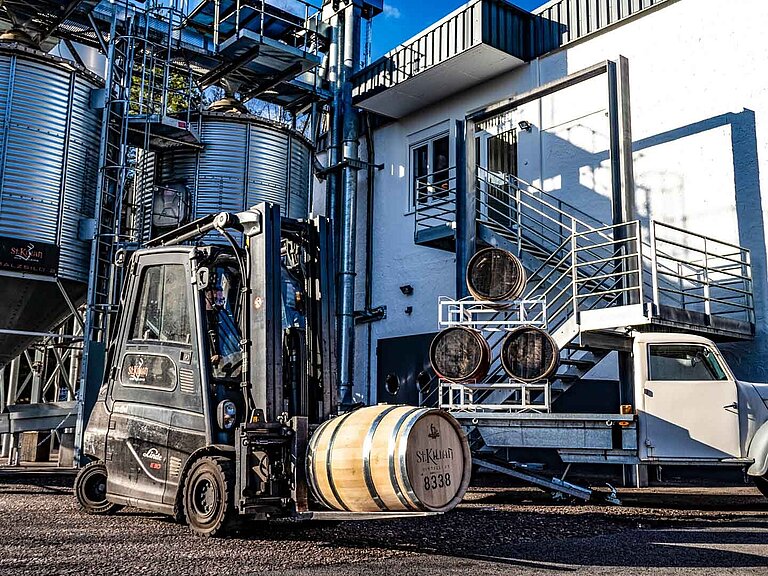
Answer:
466;247;527;304
306;405;471;513
429;326;491;383
500;326;560;382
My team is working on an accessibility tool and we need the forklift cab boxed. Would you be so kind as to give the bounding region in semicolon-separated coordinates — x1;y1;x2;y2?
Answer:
100;246;241;511
80;204;338;524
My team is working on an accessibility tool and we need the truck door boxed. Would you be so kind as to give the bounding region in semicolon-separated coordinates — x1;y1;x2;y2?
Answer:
639;341;741;460
105;253;198;505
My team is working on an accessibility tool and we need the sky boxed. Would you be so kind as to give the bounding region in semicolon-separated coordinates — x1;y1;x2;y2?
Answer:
370;0;546;60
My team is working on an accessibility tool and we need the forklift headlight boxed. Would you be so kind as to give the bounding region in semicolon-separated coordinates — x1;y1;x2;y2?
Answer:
217;400;237;430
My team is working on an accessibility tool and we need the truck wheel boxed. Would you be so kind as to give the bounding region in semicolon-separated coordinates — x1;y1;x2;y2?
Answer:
183;456;235;537
754;476;768;499
74;461;124;515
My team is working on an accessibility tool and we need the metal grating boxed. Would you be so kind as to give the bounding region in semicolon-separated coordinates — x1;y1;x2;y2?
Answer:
179;368;195;394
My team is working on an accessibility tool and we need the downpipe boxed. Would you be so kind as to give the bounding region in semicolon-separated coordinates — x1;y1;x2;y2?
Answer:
337;2;362;409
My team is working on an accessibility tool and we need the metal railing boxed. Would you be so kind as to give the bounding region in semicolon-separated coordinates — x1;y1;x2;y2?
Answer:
523;220;643;336
353;0;483;99
476;165;610;259
416;166;754;335
648;221;754;325
210;0;324;55
413;168;458;239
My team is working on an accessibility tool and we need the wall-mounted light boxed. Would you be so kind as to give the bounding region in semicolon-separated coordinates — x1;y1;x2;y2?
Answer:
399;284;414;295
518;120;532;133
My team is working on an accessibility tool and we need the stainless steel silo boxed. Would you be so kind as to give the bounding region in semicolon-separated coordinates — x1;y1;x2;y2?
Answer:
0;43;103;367
138;108;312;239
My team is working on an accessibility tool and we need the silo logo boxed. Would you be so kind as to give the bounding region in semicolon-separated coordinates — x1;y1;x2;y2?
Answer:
0;235;59;275
11;243;43;263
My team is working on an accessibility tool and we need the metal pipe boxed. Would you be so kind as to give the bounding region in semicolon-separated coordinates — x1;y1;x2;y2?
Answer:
337;2;362;409
364;111;376;403
327;14;340;245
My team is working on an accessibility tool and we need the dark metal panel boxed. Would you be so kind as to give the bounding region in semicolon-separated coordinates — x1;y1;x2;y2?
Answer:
376;332;438;406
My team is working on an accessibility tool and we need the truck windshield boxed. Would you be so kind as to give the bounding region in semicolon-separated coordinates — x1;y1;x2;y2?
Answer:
648;345;728;381
204;265;242;379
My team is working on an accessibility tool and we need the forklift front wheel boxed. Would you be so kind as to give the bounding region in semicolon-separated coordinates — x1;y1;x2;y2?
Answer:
183;456;235;537
74;461;124;515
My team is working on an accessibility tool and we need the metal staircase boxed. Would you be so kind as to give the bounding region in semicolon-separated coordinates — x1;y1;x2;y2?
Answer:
416;165;755;410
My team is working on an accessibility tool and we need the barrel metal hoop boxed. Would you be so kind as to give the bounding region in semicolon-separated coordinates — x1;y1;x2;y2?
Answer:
388;409;420;511
398;408;431;512
362;405;400;512
306;420;336;511
325;411;357;511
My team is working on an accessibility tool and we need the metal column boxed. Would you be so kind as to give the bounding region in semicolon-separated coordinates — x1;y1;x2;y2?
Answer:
456;119;476;298
337;2;363;409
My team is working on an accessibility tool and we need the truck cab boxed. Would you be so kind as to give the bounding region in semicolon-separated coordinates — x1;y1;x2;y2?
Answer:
633;333;768;477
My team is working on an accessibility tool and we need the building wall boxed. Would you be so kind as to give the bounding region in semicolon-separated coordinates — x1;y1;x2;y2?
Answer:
327;0;768;402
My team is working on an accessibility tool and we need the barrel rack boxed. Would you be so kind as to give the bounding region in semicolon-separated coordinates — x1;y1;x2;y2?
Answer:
425;296;554;413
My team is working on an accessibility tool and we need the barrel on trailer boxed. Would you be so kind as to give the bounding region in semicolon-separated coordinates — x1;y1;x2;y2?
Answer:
429;326;491;383
307;405;471;513
466;247;527;304
501;326;560;382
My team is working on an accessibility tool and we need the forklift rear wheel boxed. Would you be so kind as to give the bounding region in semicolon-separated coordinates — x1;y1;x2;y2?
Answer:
74;462;124;515
183;456;235;537
754;476;768;499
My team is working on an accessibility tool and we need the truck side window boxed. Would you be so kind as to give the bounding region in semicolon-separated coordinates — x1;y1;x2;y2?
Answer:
130;264;191;344
648;345;727;381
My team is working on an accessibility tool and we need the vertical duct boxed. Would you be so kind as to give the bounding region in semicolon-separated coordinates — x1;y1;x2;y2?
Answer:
337;1;362;409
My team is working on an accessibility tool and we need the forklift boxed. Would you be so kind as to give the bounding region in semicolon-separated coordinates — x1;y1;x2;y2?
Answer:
74;203;437;536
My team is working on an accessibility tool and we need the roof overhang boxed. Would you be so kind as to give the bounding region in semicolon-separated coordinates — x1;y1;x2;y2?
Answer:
355;43;526;119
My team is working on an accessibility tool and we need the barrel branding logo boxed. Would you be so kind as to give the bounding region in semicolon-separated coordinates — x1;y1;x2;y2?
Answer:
416;447;454;466
428;423;440;440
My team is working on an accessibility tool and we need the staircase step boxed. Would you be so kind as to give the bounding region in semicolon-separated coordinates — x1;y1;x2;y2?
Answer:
559;358;596;369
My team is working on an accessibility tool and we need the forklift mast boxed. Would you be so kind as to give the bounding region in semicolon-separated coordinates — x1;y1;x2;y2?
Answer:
147;202;338;426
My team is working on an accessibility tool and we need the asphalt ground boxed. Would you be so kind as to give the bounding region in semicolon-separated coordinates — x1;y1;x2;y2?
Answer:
0;471;766;576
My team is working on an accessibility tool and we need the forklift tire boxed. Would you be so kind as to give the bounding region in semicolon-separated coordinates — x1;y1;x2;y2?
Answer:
74;462;124;515
183;456;235;537
754;476;768;499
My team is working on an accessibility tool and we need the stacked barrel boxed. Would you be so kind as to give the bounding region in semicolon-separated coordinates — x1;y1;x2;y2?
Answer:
429;248;560;384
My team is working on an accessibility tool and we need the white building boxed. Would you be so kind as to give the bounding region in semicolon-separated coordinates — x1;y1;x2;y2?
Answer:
314;0;767;406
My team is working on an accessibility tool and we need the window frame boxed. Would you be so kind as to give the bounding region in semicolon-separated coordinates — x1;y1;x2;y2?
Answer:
118;352;179;392
407;121;454;211
647;343;729;382
128;263;194;347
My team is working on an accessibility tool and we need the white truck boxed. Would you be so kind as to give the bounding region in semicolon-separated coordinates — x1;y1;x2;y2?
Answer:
453;331;768;500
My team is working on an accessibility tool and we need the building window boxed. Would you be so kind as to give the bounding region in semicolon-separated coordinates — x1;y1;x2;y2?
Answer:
411;133;450;205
